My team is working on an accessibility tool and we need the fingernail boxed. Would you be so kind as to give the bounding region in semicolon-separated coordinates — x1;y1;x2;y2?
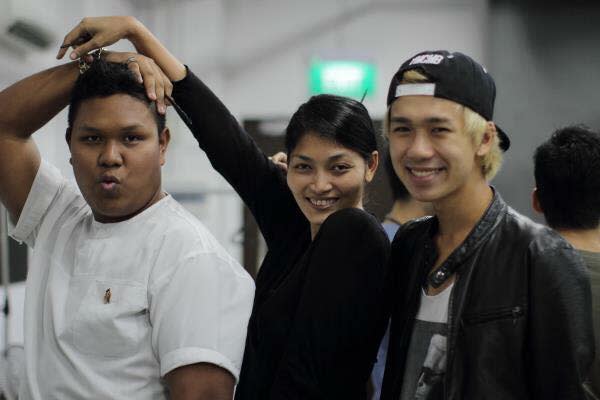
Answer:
70;52;77;60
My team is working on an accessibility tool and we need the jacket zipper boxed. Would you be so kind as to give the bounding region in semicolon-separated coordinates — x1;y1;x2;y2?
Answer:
462;306;524;325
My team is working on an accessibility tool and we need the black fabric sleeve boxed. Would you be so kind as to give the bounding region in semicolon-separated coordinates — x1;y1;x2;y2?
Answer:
268;208;390;399
528;244;595;399
171;69;304;246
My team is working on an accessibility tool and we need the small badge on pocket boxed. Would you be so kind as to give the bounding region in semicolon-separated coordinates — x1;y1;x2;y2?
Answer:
104;288;112;304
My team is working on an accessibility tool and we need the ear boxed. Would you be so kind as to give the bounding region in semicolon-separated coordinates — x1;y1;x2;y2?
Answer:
532;187;543;214
159;127;171;166
365;150;379;183
476;121;497;157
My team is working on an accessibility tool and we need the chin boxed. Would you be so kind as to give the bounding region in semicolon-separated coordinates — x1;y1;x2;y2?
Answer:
407;186;445;203
92;201;138;221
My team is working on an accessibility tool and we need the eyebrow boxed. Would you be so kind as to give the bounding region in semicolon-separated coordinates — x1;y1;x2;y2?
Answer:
390;116;453;124
77;124;147;133
291;153;349;162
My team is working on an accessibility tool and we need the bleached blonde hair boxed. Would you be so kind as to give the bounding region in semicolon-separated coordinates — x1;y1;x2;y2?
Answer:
384;69;502;180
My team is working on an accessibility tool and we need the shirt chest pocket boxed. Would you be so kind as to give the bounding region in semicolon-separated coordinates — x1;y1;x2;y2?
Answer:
70;280;149;358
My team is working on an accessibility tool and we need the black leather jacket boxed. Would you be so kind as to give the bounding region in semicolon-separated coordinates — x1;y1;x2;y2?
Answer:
381;191;595;400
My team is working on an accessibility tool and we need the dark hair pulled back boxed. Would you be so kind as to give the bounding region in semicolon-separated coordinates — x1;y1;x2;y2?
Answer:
285;94;377;160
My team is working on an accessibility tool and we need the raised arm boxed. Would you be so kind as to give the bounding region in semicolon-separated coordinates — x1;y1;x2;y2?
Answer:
0;51;175;224
58;17;186;93
58;16;304;245
0;62;77;223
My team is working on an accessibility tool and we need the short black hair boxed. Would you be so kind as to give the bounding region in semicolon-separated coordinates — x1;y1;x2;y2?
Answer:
534;125;600;230
67;59;165;133
383;147;410;201
285;94;377;160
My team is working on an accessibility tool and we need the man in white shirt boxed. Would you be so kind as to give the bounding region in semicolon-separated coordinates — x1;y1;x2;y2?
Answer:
0;52;254;399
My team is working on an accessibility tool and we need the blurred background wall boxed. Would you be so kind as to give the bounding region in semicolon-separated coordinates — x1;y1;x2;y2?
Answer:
489;0;600;214
0;0;598;344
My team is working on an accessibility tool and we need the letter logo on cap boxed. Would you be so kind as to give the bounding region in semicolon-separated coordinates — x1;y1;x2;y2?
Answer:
409;54;444;65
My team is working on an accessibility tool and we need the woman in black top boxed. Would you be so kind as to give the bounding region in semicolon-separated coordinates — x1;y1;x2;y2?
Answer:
61;16;390;399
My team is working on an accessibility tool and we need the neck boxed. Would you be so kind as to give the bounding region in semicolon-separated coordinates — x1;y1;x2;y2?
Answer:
310;224;319;240
386;199;431;225
556;227;600;253
94;188;166;224
434;179;493;242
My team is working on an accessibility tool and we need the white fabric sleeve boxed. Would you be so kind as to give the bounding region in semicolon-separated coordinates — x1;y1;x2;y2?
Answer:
8;160;66;248
149;251;255;380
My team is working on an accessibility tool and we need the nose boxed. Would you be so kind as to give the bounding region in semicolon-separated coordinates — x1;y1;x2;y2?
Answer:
98;140;123;168
406;131;435;160
310;170;333;193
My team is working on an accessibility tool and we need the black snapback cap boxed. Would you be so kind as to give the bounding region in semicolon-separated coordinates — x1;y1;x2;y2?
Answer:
387;50;510;151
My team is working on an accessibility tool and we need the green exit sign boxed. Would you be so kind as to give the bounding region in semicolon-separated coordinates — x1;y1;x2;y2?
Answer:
309;60;376;99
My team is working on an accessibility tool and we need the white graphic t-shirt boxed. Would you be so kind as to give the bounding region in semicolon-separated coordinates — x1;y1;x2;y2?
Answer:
400;283;453;400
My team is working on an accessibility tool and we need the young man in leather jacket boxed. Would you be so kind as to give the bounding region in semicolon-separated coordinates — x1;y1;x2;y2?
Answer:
380;50;594;399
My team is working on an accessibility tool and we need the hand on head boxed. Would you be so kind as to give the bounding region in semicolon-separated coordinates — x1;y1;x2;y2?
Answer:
56;16;138;61
104;51;173;115
57;16;171;115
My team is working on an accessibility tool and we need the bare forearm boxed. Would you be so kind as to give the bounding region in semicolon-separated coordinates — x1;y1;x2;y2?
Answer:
166;363;235;400
127;18;187;82
58;16;186;83
170;387;233;400
0;61;79;139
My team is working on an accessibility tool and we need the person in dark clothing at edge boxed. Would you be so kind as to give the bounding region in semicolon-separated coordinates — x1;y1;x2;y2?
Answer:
533;125;600;400
380;50;594;400
59;16;391;399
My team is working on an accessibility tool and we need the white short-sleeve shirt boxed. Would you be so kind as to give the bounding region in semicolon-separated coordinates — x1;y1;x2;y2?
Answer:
9;160;255;400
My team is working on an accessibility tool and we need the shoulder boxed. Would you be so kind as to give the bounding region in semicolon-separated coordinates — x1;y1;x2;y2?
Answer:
310;209;390;276
11;160;88;246
158;196;229;252
307;209;389;282
390;216;434;248
318;208;388;247
503;207;574;253
503;208;587;282
37;160;86;211
149;197;253;285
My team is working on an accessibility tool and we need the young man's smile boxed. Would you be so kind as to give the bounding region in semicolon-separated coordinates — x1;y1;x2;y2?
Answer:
388;95;478;204
405;165;447;184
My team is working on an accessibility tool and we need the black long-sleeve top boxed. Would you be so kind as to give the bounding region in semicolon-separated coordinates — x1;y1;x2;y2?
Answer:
172;70;390;399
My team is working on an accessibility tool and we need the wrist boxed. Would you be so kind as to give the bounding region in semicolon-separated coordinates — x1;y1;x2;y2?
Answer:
125;17;146;46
